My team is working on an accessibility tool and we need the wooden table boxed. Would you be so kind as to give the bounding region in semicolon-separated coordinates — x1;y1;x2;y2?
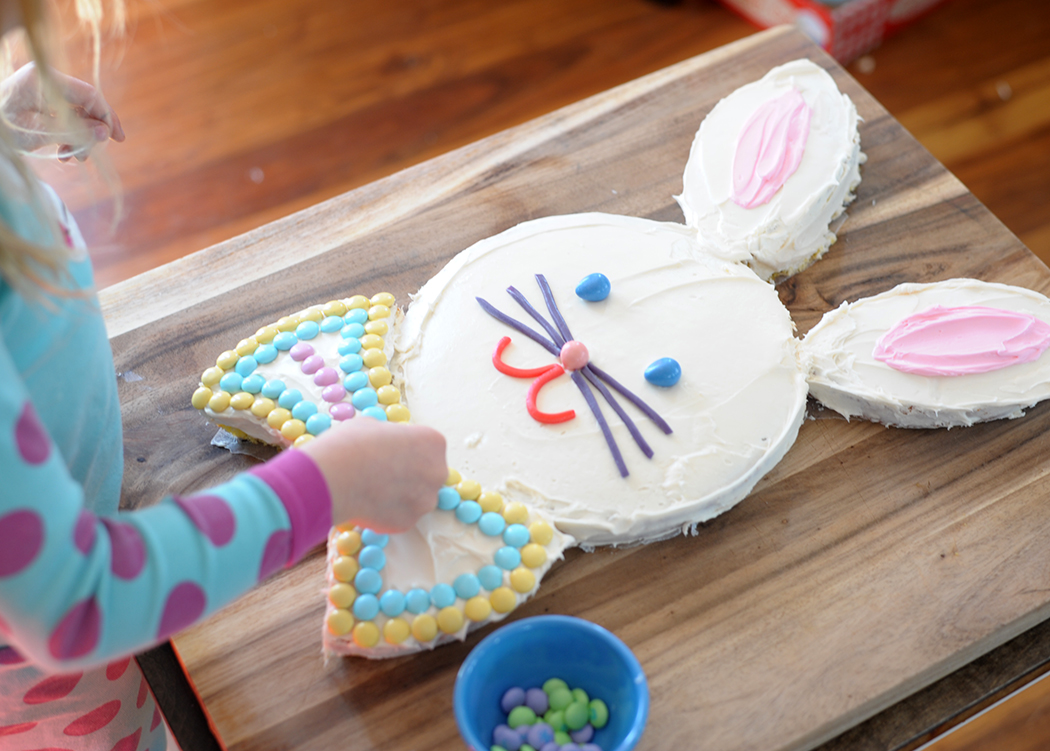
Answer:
107;26;1050;751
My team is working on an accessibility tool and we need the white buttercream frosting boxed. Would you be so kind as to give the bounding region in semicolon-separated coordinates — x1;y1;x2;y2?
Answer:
676;59;864;282
801;279;1050;428
396;213;809;546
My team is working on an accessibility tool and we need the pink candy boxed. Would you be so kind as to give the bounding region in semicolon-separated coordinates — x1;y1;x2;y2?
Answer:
289;343;315;362
314;367;339;386
559;340;589;371
330;403;355;421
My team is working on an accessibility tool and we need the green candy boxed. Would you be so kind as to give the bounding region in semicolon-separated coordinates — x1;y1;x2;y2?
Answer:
544;708;566;731
520;746;536;751
542;677;569;695
491;746;508;751
507;705;536;729
548;686;573;711
589;698;609;728
554;731;571;745
572;688;589;705
564;701;589;731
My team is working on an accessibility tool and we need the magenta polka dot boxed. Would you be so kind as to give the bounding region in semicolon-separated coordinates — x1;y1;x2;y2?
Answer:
173;494;236;546
0;509;44;577
64;699;121;736
330;403;355;421
74;509;97;555
23;672;84;704
136;676;148;709
322;384;347;403
289;342;314;362
111;726;142;751
301;354;324;374
100;518;146;579
14;401;50;465
156;582;206;640
259;529;292;580
48;598;100;661
0;645;25;665
313;367;339;386
150;706;162;732
0;721;37;737
106;657;131;681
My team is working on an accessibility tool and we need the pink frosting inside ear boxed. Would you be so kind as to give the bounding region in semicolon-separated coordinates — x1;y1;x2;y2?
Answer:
731;87;811;209
873;305;1050;376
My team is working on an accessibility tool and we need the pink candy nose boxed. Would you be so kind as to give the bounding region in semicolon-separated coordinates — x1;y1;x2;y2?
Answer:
559;340;590;371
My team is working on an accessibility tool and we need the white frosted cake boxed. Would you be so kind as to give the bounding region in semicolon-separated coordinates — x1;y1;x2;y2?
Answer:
801;279;1050;428
677;59;864;282
395;212;809;547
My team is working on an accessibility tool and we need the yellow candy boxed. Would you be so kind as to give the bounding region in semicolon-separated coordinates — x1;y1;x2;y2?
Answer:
360;334;385;350
281;419;307;440
331;555;359;582
208;391;231;412
323;300;348;318
446;469;462;486
529;521;554;546
353;621;380;648
255;325;279;344
200;367;223;387
346;295;370;310
412;614;438;642
276;315;299;332
300;308;324;324
503;502;529;525
377;385;401;405
510;567;536;593
364;320;389;336
384;618;411;645
230;392;254;411
293;434;314;448
216;350;239;370
326;609;354;636
250;397;276;418
267;407;292;429
464;596;492;622
457;480;482;501
362;349;387;368
368;367;393;388
336;530;362;556
520;543;547;569
367;304;391;321
328;583;356;609
437;606;465;634
235;337;258;356
371;292;395;307
385;404;411;423
191;387;213;410
479;491;504;514
490;587;517;614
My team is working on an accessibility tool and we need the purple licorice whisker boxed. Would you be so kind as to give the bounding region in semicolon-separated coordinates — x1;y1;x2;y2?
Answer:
506;286;565;347
588;363;673;435
476;297;559;356
580;368;654;459
570;370;629;478
535;274;575;344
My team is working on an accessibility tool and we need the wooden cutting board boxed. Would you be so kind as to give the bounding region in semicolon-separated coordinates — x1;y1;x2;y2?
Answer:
105;25;1050;751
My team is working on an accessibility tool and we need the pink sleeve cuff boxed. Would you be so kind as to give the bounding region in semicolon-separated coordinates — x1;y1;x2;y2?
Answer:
249;450;332;566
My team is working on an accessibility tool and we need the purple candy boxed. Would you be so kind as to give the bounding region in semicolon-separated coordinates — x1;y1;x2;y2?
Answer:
289;342;314;362
526;721;555;748
570;724;594;743
313;367;339;386
493;723;522;751
560;744;581;751
329;402;355;421
580;745;603;751
525;686;549;715
540;743;560;751
500;686;526;714
301;354;325;374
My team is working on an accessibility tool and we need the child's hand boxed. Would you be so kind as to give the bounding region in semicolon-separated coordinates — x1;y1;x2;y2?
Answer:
0;62;125;159
300;418;448;534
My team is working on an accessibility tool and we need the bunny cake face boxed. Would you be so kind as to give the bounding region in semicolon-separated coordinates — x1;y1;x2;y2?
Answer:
801;279;1050;428
395;213;809;547
676;59;864;282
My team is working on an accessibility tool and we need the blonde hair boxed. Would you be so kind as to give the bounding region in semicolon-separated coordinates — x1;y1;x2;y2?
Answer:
0;0;124;298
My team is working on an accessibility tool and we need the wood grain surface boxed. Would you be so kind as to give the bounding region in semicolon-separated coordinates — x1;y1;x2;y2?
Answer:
98;24;1050;751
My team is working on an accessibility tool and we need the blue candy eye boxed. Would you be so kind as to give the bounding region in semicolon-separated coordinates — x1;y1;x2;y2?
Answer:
575;272;611;302
645;357;682;387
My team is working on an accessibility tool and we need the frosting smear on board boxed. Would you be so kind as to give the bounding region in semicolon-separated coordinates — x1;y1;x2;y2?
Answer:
396;213;809;547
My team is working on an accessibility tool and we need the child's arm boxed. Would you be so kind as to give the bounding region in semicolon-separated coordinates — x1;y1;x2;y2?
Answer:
0;338;445;673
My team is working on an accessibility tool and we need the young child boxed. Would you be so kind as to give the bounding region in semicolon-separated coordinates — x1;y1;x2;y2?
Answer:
0;1;448;749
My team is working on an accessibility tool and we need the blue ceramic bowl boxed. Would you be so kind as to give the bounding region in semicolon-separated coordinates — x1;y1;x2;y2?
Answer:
454;615;649;751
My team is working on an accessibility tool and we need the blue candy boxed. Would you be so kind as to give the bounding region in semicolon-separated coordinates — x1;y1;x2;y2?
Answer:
405;588;430;614
341;322;366;339
261;379;286;399
431;583;456;609
361;406;388;421
273;331;297;350
351;593;379;620
502;524;530;549
291;401;318;421
494;546;522;571
575;272;611;302
361;529;389;547
478;512;506;537
338;338;363;356
305;413;331;436
339;354;364;373
351;388;379;409
358;545;386;571
234;355;258;377
218;372;243;393
240;374;266;394
478;565;504;591
295;320;320;340
455;500;483;525
354;568;382;595
379;589;405;617
343;372;369;391
437;486;462;510
320;316;344;333
254;344;278;364
453;573;481;600
277;389;303;409
344;309;368;325
644;357;682;387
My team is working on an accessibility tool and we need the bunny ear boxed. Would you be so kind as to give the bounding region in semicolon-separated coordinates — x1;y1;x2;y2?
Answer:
800;279;1050;428
323;476;572;658
676;59;864;283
